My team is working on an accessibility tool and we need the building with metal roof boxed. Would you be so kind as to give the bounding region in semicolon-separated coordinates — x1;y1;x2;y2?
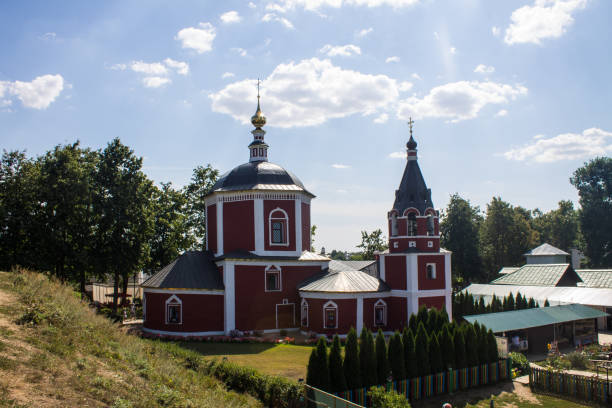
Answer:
491;264;581;286
576;269;612;288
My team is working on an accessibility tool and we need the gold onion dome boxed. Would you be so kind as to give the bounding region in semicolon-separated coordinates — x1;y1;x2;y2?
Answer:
251;98;266;128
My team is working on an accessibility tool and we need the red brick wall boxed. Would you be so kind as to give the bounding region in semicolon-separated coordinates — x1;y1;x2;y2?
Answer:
384;255;407;290
144;292;224;332
304;297;356;335
363;297;392;332
264;200;296;251
417;254;446;290
301;202;310;252
223;200;255;252
207;204;217;253
418;296;446;310
387;296;408;330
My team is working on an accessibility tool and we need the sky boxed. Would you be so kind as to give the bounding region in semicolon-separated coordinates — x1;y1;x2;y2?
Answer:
1;0;611;252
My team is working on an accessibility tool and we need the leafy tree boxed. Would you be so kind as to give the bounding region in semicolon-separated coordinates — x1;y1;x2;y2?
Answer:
310;224;317;252
532;200;581;252
329;335;347;392
369;386;412;408
375;329;389;384
429;333;443;374
360;328;377;387
357;229;388;260
388;331;406;380
329;249;347;260
487;329;499;363
440;193;484;283
453;328;467;369
184;164;218;250
414;323;430;376
439;325;455;369
402;328;417;378
570;157;612;267
344;327;361;390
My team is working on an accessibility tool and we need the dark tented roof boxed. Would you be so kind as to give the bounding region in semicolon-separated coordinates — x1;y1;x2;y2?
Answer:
392;158;434;215
298;269;390;293
142;251;223;290
464;304;609;334
524;243;569;256
209;161;313;196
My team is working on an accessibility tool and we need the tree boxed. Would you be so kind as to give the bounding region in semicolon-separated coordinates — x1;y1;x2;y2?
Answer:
532;201;581;252
487;329;499;363
416;305;429;327
357;229;388;260
184;164;219;250
528;297;536;308
408;313;418;333
440;193;484;284
310;225;317;252
360;328;377;388
439;325;455;369
454;328;467;369
402;328;417;378
329;249;347;260
414;323;430;376
389;331;406;380
329;335;347;392
316;337;330;390
344;327;361;390
506;293;515;311
429;333;443;374
369;386;412;408
375;329;389;384
477;325;489;365
544;299;550;307
464;325;479;367
306;346;318;387
571;157;612;267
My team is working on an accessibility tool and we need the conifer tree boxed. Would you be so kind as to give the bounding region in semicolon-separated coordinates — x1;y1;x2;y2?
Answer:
454;328;467;369
415;322;431;376
487;329;499;363
429;332;443;374
375;329;389;384
343;327;361;390
365;329;378;386
417;305;429;327
409;313;418;333
507;293;515;310
477;297;486;314
389;331;406;380
360;328;377;388
402;327;417;378
306;346;318;386
502;295;508;311
439;308;450;325
315;337;330;390
440;324;455;369
544;299;550;307
329;335;347;392
426;308;439;332
477;326;489;365
528;297;536;308
464;325;479;367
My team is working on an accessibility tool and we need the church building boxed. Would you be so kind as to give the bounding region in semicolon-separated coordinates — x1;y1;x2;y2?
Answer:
141;97;452;337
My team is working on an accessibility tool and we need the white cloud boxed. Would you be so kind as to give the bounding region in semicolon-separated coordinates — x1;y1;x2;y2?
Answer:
332;163;351;169
249;2;257;8
385;56;400;63
220;11;242;24
433;31;439;40
389;151;405;159
261;13;295;29
504;0;587;45
0;74;64;109
411;73;422;80
142;77;171;88
222;72;236;79
449;46;457;54
492;26;501;36
320;44;361;57
267;0;421;13
110;63;127;71
474;64;495;74
503;128;612;163
495;109;508;117
40;32;56;41
163;58;189;75
210;58;400;128
397;80;527;122
398;81;413;92
374;113;389;123
131;61;168;75
176;22;216;53
356;27;373;37
231;47;248;57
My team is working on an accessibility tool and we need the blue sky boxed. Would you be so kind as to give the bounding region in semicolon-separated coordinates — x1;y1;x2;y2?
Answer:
1;0;611;251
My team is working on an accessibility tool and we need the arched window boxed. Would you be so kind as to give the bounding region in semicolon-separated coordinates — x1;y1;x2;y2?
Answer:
301;299;309;327
374;299;387;326
269;208;289;245
265;265;281;291
426;263;436;279
390;212;398;236
165;294;182;325
407;213;417;236
323;300;338;329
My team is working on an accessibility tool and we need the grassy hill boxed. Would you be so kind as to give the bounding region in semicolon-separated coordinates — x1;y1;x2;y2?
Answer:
0;269;262;408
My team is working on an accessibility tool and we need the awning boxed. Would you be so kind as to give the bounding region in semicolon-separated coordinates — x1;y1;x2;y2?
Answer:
464;304;609;334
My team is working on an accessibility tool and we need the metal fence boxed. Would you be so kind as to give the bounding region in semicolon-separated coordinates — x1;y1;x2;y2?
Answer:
304;385;364;408
530;366;612;404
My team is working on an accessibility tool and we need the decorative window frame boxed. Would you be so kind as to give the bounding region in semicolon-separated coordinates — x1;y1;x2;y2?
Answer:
165;294;183;325
426;263;437;280
374;299;387;326
323;300;338;329
268;207;290;246
301;298;309;327
265;265;282;292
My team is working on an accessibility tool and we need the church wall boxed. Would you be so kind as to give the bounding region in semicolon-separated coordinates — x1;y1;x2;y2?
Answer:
417;255;446;290
387;296;408;330
144;292;224;333
207;204;217;253
418;295;446;310
223;200;255;252
301;202;310;252
363;297;392;332
263;200;296;252
304;297;356;335
384;255;407;290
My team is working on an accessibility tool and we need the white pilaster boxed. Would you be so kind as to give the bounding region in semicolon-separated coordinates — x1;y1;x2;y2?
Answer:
295;200;302;252
408;255;419;317
224;262;235;334
356;297;363;333
445;252;452;319
216;201;223;256
254;199;264;253
379;256;386;281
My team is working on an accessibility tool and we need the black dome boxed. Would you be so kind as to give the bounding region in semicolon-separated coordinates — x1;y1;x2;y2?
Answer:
210;161;313;196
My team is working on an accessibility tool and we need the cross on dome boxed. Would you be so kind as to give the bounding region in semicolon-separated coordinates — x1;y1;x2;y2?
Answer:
249;80;269;162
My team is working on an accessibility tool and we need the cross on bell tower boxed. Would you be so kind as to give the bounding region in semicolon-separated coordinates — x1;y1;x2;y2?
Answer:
249;79;269;162
406;117;418;161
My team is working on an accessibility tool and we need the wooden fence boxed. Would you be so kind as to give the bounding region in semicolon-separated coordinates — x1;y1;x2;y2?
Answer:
530;366;611;404
331;359;512;407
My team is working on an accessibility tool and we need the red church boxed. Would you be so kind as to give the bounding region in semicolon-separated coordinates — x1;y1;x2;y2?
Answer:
142;98;452;337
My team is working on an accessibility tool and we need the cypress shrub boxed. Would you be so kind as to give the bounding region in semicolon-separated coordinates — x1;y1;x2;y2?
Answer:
315;337;330;390
477;326;489;365
365;329;378;387
408;313;418;333
487;329;499;363
360;328;377;388
477;297;486;314
544;299;550;307
439;325;455;369
375;329;389;384
528;297;536;308
329;335;347;392
454;328;467;369
439;308;450;326
389;331;406;380
429;333;443;374
344;327;361;390
464;325;479;367
416;306;428;327
402;327;417;378
507;293;515;310
426;308;439;333
502;296;508;311
306;346;318;386
414;323;430;376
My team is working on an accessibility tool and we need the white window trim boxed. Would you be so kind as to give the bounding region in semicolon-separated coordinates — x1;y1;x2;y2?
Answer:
426;263;437;279
165;294;183;325
374;299;387;326
301;298;309;328
264;265;282;292
323;300;338;329
268;207;290;247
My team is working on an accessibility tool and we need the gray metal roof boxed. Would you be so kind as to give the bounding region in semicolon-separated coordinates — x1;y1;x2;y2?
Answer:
576;269;612;288
498;267;520;275
464;304;608;334
215;250;329;262
524;243;569;256
299;269;390;293
209;161;313;196
491;264;580;286
329;260;375;272
142;251;224;290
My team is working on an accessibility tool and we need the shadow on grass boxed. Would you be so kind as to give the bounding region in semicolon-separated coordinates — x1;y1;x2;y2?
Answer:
177;341;278;356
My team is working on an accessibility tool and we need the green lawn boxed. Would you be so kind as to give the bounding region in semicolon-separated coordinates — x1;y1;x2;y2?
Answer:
179;342;313;381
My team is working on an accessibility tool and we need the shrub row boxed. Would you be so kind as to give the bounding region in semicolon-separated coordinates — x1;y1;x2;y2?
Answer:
454;291;548;319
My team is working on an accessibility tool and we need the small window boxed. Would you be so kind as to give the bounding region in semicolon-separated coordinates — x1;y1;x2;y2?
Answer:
426;264;436;280
253;148;258;157
407;213;417;236
272;221;285;243
301;299;309;327
374;299;387;326
259;147;264;156
269;208;289;245
165;295;182;325
323;301;338;329
266;267;281;291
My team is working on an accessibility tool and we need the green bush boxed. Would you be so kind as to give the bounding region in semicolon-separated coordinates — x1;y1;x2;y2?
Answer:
369;386;411;408
508;352;529;375
566;351;589;370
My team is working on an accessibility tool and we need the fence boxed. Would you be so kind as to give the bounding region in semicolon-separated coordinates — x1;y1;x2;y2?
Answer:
330;359;511;407
530;366;611;404
304;384;364;408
